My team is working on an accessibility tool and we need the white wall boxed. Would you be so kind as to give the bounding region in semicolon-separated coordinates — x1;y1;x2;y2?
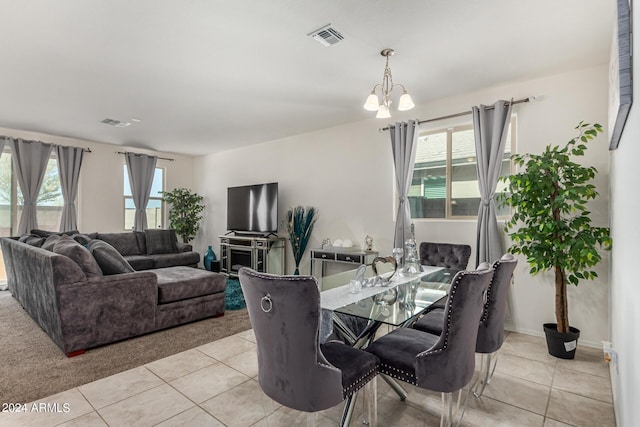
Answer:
194;64;611;346
609;2;640;424
0;127;194;233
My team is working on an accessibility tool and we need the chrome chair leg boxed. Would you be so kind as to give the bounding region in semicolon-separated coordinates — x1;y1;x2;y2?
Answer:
455;384;473;426
363;376;377;427
488;352;499;383
307;411;317;427
473;353;493;398
441;392;453;427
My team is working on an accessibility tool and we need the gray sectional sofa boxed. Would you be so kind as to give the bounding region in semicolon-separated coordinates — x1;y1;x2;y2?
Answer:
25;229;201;270
1;234;226;356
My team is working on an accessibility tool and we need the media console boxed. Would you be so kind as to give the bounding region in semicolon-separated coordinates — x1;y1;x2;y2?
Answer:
219;234;286;277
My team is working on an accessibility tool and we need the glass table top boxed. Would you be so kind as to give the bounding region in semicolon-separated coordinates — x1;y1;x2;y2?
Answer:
320;266;458;328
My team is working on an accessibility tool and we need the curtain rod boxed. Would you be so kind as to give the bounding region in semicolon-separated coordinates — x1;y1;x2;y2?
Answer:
116;151;175;162
379;96;536;132
0;136;92;152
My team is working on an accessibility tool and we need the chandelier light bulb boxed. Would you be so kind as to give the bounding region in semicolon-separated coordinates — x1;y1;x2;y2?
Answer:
376;104;391;119
363;92;380;111
398;92;415;111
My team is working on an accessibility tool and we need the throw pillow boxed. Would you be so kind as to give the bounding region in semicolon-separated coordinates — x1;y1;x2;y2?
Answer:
144;229;178;255
53;235;102;278
87;240;135;275
18;233;45;247
41;234;62;251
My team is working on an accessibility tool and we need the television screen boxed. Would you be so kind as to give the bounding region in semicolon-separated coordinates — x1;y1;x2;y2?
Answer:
227;182;278;233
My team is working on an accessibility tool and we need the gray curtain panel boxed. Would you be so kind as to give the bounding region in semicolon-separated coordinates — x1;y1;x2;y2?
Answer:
56;145;84;232
472;100;513;266
390;120;419;249
125;152;157;231
10;138;54;235
0;137;6;159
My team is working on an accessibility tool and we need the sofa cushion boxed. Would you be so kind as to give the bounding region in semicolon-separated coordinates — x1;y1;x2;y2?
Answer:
145;229;178;255
53;235;102;279
150;252;200;269
154;267;226;304
124;255;155;271
134;231;147;254
31;229;79;238
88;239;135;275
18;233;45;247
71;233;92;245
41;234;62;251
97;232;141;256
176;242;193;253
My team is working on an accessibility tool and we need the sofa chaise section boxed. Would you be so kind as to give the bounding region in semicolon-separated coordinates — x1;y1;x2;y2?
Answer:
1;238;226;356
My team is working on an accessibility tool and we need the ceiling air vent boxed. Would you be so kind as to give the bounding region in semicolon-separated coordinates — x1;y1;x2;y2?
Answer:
308;24;344;47
101;118;131;128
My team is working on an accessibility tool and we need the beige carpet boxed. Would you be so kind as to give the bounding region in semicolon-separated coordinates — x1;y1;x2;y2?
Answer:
0;291;251;404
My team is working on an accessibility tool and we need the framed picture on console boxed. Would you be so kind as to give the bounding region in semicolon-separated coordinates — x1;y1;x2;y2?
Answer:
608;0;633;150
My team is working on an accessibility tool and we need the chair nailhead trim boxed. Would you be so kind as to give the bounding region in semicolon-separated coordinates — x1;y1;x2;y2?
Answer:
318;361;341;374
343;366;378;396
379;362;417;386
418;269;488;358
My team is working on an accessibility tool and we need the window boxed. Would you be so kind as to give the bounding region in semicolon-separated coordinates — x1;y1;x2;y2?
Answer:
0;147;64;281
0;147;64;236
123;166;164;230
408;118;515;219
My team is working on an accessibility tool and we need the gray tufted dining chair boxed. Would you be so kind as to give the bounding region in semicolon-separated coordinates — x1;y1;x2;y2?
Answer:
238;268;379;426
413;253;518;398
419;242;472;270
366;264;493;426
418;242;472;315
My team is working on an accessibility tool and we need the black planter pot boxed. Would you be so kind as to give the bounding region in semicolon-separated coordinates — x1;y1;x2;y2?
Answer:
543;323;581;359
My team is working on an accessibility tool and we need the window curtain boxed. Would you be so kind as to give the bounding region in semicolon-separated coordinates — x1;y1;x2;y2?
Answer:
472;99;513;266
125;152;157;231
56;145;84;232
390;120;419;249
10;138;54;235
0;137;6;158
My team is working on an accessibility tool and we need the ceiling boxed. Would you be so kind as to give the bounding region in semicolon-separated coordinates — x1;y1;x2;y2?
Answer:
0;1;614;156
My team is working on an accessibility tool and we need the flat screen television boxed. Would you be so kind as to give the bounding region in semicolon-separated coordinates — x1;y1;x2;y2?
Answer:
227;182;278;233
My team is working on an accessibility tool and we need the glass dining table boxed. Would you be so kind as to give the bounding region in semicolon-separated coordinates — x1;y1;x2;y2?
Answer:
320;265;458;347
318;265;459;427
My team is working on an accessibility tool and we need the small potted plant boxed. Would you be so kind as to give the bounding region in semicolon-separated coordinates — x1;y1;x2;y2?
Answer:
498;122;612;359
161;188;205;243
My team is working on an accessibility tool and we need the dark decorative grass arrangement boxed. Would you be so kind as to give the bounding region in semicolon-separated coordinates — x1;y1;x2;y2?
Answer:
225;278;246;310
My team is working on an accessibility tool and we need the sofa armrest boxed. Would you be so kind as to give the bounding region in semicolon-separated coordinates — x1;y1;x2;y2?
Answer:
177;242;193;253
56;271;158;353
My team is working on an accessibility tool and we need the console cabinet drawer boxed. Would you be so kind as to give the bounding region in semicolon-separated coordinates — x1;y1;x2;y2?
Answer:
336;253;363;263
312;251;335;260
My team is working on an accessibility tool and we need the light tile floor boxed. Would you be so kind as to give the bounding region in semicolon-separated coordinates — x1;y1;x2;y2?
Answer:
0;329;615;426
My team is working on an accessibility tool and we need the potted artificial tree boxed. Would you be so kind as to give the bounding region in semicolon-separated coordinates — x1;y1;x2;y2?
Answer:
498;122;612;359
161;188;205;243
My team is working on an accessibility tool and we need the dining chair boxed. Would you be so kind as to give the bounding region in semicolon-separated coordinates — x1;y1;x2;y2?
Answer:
238;268;379;426
365;264;493;427
419;242;472;270
419;242;472;314
413;253;518;398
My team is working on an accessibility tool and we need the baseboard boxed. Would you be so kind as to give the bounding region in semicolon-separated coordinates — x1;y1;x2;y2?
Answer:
607;345;621;425
504;325;603;349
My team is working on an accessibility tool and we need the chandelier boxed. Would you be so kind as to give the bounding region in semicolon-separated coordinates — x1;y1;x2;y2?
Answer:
363;48;415;119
